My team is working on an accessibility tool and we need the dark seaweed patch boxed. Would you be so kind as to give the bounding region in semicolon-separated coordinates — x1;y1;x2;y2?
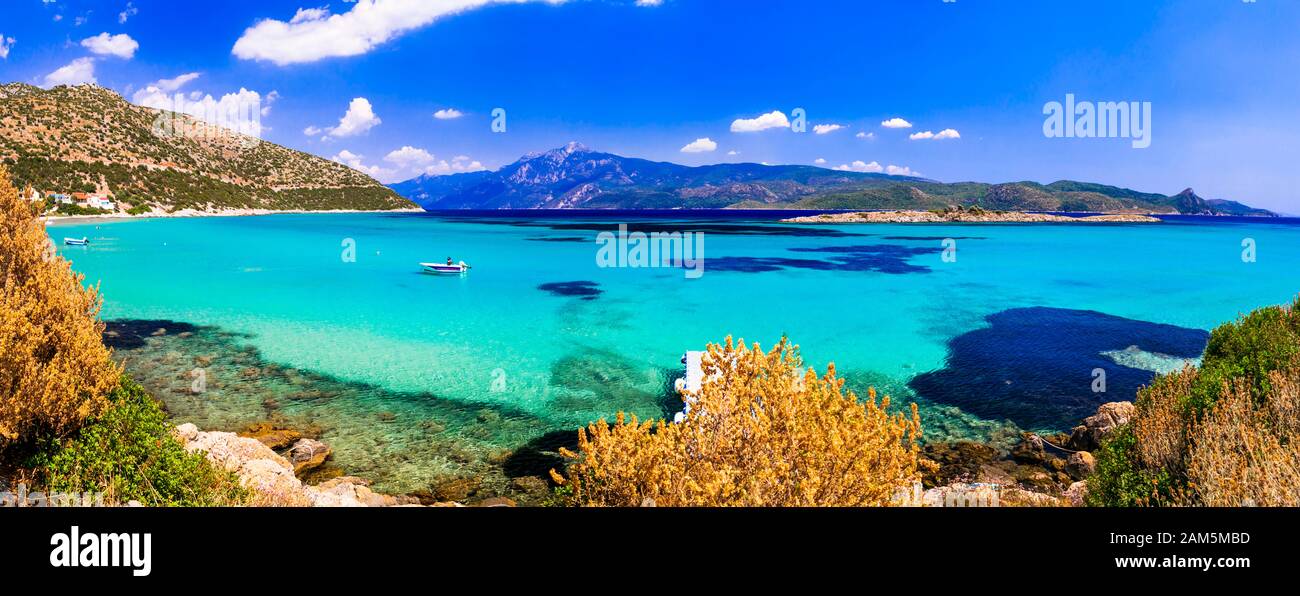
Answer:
538;281;603;300
908;307;1209;431
709;244;940;274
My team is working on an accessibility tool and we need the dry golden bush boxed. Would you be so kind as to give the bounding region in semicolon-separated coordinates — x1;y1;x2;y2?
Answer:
1133;366;1196;474
1185;377;1300;506
551;337;924;507
0;166;120;448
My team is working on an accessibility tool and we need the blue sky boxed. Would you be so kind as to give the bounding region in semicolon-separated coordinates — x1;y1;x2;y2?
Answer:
1;0;1298;211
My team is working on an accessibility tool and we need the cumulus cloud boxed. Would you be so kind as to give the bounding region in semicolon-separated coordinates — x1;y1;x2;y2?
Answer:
335;146;487;183
324;97;382;137
81;32;139;59
133;85;270;138
332;149;384;178
303;125;323;136
910;128;960;141
833;160;883;173
813;124;844;135
233;0;567;66
384;145;436;168
814;158;827;165
433;108;463;120
886;164;918;176
730;110;790;133
880;117;912;129
0;36;14;60
680;137;717;153
119;2;138;24
636;0;663;5
42;58;97;87
856;131;874;140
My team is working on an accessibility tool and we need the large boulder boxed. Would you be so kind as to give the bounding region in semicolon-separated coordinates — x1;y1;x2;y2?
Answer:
1067;451;1097;479
288;438;332;475
1067;402;1135;451
1065;481;1090;507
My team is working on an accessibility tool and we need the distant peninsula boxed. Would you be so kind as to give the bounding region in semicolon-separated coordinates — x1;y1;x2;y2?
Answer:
782;207;1161;224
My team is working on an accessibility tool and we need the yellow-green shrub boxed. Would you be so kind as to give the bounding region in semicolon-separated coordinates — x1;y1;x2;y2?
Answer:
551;337;924;507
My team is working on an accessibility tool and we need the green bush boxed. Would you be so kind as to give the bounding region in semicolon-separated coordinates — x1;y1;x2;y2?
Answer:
28;378;249;507
1084;426;1170;507
1089;297;1300;506
1189;297;1300;412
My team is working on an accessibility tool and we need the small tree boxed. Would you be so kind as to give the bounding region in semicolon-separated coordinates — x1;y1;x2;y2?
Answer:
551;337;924;506
0;166;121;449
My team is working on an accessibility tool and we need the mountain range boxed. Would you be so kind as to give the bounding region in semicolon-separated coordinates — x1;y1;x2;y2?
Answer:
391;142;1274;216
0;83;413;212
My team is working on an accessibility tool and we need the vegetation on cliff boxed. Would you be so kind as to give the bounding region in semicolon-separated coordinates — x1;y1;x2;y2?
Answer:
0;166;246;505
0;83;413;212
550;337;925;506
1089;297;1300;506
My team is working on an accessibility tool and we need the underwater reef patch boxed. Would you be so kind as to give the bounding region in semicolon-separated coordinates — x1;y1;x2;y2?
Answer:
538;281;604;300
908;307;1209;431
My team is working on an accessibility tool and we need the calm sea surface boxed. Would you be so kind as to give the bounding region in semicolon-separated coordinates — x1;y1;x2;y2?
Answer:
48;211;1300;495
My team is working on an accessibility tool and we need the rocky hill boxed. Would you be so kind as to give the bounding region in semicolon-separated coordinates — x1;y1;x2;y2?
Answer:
392;143;1273;216
0;83;413;212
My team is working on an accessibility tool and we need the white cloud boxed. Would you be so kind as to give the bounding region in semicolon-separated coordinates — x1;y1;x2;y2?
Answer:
680;137;717;153
81;32;139;59
119;2;138;24
332;149;385;178
0;36;14;60
886;165;918;176
881;117;912;129
338;146;487;183
42;58;97;87
856;131;874;140
132;86;270;138
813;124;844;135
730;110;790;133
385;145;436;168
814;158;827;165
233;0;568;66
261;90;280;117
834;160;883;173
727;150;739;156
303;125;323;136
422;154;486;176
325;97;382;137
635;0;663;5
433;108;463;120
910;128;961;141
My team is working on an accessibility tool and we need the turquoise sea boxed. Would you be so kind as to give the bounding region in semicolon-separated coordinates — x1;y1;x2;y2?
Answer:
47;211;1300;497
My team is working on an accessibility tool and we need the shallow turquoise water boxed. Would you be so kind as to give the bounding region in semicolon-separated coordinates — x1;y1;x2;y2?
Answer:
46;212;1300;493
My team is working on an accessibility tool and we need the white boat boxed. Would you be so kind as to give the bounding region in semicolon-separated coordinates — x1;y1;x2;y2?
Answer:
64;237;90;246
421;261;471;274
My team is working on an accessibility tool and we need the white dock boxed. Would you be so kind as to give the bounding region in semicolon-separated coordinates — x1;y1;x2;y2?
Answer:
673;351;705;423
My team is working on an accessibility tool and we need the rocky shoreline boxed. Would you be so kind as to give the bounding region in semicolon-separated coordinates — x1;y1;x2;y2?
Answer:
783;210;1161;224
42;206;425;225
919;401;1134;507
174;422;523;507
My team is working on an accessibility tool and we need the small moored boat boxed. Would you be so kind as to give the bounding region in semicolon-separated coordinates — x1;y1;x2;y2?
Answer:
64;237;90;246
421;261;472;274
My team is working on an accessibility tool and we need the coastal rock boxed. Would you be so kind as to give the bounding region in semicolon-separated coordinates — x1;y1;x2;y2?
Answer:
288;438;332;475
1067;402;1136;451
474;497;517;508
1000;488;1062;507
1010;434;1047;464
177;424;409;507
1067;451;1097;478
1065;481;1090;507
921;441;999;487
432;476;482;502
239;422;303;450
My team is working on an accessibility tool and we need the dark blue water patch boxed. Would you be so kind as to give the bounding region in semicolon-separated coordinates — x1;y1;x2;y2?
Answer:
882;235;987;241
908;307;1209;431
526;236;588;243
709;244;939;274
538;281;603;300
